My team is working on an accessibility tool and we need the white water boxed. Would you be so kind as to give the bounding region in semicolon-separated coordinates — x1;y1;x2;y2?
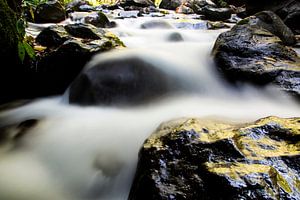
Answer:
1;15;300;200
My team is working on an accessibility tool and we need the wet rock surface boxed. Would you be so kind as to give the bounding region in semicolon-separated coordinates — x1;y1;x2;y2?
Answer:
244;0;300;34
34;0;66;23
69;56;176;106
129;116;300;200
212;11;300;98
33;23;124;97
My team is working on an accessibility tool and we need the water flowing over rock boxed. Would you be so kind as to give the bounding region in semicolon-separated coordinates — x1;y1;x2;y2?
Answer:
212;11;300;98
34;23;124;97
34;0;66;23
69;56;177;106
129;116;300;200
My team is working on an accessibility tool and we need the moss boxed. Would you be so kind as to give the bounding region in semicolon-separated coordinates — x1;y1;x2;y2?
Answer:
0;0;19;63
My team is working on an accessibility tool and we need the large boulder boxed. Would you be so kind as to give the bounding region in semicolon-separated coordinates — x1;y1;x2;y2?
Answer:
129;116;300;200
245;0;300;34
212;11;300;98
34;0;66;23
34;23;124;97
69;56;176;106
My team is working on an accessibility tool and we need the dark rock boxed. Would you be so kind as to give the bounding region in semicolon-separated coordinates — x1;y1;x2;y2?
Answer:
159;0;183;10
69;56;176;106
140;20;173;29
66;0;92;12
129;116;300;200
167;32;184;42
254;11;296;46
244;0;300;34
36;35;123;96
84;11;113;28
34;0;66;23
36;25;70;48
206;21;230;29
283;11;300;34
187;0;216;14
64;23;102;39
212;12;300;97
34;23;124;97
201;6;232;21
119;0;155;8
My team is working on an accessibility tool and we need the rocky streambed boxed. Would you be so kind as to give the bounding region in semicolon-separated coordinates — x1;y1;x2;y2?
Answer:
0;0;300;199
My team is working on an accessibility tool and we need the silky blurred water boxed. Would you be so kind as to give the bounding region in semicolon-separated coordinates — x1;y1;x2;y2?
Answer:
1;15;299;200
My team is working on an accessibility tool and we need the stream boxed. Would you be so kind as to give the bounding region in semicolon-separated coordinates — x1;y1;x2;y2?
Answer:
0;10;300;200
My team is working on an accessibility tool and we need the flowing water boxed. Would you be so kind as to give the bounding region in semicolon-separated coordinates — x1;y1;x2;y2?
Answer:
0;12;300;200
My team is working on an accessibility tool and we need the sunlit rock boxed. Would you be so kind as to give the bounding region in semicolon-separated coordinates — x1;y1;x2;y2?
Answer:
129;116;300;200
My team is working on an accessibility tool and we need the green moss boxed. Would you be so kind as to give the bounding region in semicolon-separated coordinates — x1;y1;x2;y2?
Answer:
0;0;19;62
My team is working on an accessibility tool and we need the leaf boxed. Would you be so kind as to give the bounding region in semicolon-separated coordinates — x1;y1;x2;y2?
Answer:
16;19;26;38
18;41;26;63
23;42;36;60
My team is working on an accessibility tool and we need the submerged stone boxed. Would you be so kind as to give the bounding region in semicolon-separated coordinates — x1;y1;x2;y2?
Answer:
129;116;300;200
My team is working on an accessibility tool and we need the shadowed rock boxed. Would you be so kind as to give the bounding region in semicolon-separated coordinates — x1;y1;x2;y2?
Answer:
69;57;176;106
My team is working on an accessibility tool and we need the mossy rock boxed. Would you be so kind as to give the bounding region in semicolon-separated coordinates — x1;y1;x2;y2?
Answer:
129;116;300;200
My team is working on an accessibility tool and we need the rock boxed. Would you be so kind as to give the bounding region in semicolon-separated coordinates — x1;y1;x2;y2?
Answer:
34;0;66;23
140;20;173;29
84;11;115;28
159;0;183;10
187;0;216;14
283;10;300;34
66;0;93;13
212;12;300;97
36;25;70;48
64;23;102;39
129;116;300;200
244;0;300;34
176;4;194;14
201;6;232;21
119;0;155;8
34;23;124;97
167;32;184;42
254;11;296;46
69;56;175;106
206;21;230;29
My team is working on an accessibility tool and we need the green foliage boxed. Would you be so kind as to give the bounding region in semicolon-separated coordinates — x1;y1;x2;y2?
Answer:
16;18;36;63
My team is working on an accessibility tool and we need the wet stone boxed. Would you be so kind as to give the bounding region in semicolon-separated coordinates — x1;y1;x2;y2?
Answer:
129;116;300;200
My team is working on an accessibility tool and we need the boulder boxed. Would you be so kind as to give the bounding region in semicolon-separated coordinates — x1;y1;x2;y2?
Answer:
212;11;300;97
34;23;124;97
245;0;300;34
34;0;66;23
129;116;300;200
36;25;70;48
201;6;232;21
69;56;175;106
84;11;114;28
159;0;183;10
66;0;94;13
